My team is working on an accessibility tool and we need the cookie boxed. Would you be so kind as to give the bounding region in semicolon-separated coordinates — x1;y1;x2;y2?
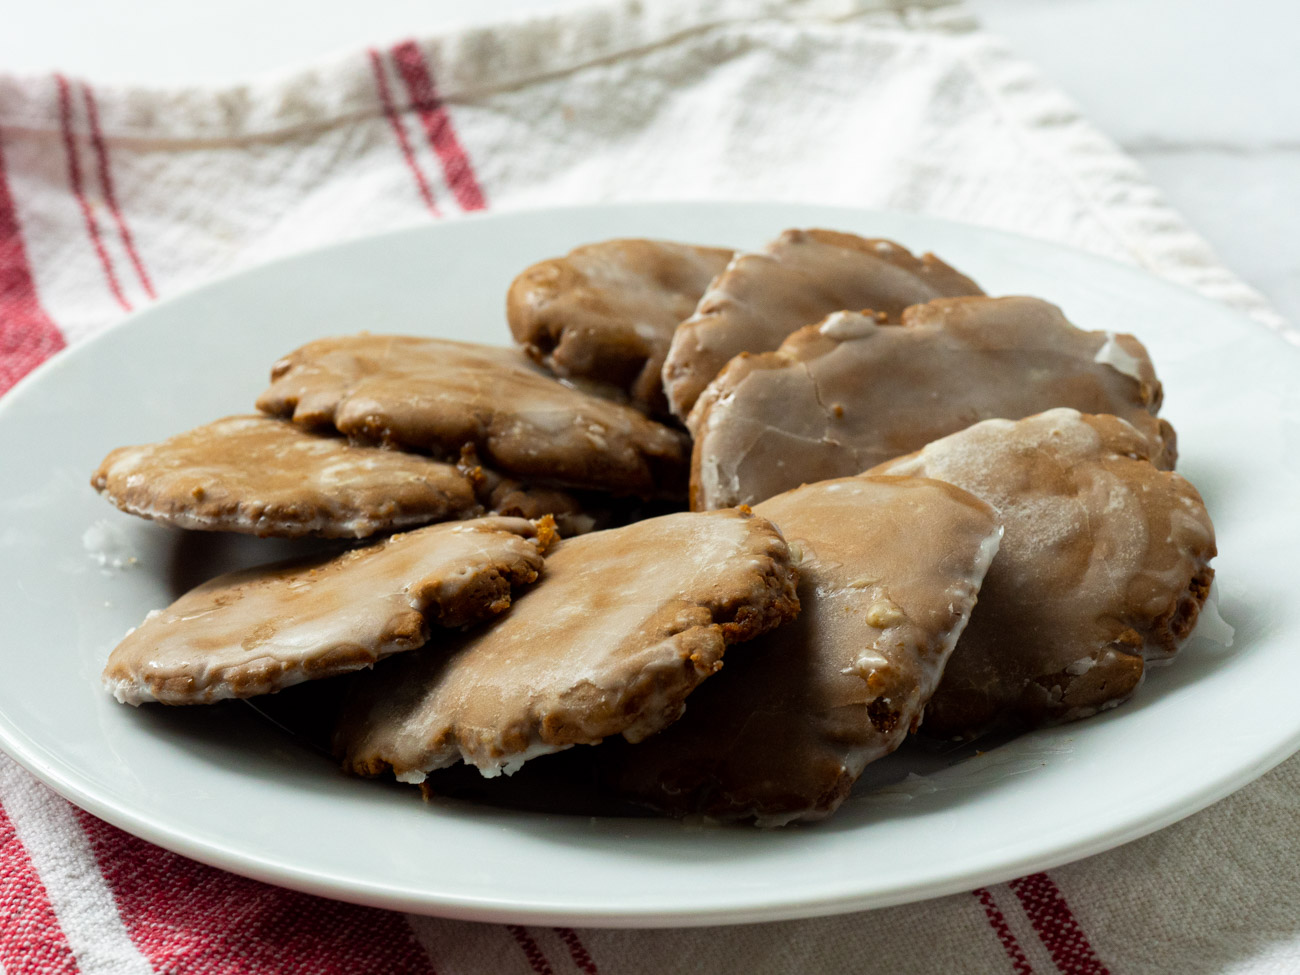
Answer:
869;409;1216;737
334;507;800;781
606;476;1000;825
507;238;733;414
103;516;555;705
661;228;983;422
475;470;600;537
476;468;685;537
689;296;1174;510
256;335;689;498
92;414;489;539
454;446;602;537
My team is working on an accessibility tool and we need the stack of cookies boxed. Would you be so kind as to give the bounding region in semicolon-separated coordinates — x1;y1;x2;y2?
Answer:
92;228;1218;825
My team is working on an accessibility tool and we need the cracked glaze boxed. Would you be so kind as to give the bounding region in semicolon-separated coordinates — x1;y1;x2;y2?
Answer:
103;517;554;705
507;238;733;414
335;507;800;781
257;334;690;498
871;409;1216;737
689;296;1174;510
92;415;484;538
661;228;983;423
608;475;1001;825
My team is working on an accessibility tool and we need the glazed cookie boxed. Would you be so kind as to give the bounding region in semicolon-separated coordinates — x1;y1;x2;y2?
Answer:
335;507;800;782
689;296;1174;510
92;415;488;539
869;409;1216;737
455;446;602;537
507;238;733;414
607;476;1000;825
475;468;685;538
476;470;600;538
103;516;555;705
256;335;690;498
661;228;983;422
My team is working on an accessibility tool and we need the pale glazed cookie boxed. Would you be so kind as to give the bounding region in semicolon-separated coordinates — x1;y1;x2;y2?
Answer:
607;476;1001;825
256;335;690;498
689;296;1175;510
507;238;733;414
661;228;983;422
335;507;800;782
104;516;555;706
92;415;487;539
869;409;1216;738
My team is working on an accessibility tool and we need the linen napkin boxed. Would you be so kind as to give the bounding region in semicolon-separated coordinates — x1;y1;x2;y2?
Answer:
1;1;1296;972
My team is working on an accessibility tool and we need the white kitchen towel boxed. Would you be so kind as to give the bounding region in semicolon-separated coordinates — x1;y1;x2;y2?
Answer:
0;0;1296;972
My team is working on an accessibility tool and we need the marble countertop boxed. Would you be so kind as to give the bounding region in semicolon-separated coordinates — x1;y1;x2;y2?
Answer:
970;0;1299;327
1;0;1294;326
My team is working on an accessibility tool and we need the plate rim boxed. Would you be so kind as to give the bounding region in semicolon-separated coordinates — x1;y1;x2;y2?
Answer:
5;717;1297;927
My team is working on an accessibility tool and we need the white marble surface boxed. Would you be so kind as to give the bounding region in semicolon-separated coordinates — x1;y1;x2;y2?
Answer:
967;0;1300;327
1;0;1295;326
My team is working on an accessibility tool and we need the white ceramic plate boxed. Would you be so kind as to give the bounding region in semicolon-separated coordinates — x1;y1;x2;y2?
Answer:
1;202;1297;928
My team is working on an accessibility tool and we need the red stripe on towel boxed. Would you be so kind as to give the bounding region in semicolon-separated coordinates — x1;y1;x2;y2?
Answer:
369;49;441;216
0;802;80;974
81;82;156;299
1008;873;1111;975
76;811;438;975
0;129;66;396
56;74;131;313
390;41;487;212
554;928;600;974
972;888;1034;975
505;926;554;975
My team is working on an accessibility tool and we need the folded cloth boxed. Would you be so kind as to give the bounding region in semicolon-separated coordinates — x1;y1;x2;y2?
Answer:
0;0;1296;972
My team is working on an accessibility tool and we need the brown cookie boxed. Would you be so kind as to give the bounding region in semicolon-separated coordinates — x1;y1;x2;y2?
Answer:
92;415;487;539
474;468;685;537
606;476;1000;825
103;516;555;706
507;238;733;414
869;409;1216;738
454;446;602;537
256;335;690;499
689;296;1174;510
661;229;983;422
334;507;800;782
